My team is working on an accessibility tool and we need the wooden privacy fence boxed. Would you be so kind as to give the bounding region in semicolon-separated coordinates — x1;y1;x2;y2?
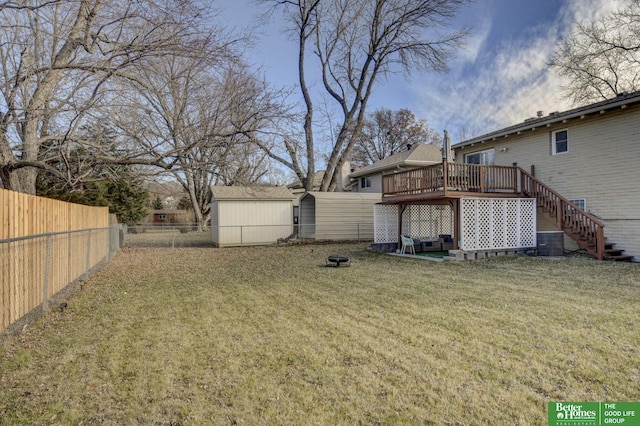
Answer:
0;189;114;333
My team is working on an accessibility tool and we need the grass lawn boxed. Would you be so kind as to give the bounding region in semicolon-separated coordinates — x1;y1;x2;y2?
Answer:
124;229;213;248
0;243;638;424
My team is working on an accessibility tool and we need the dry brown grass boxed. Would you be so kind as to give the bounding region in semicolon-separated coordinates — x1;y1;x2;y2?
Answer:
124;228;212;248
0;243;638;425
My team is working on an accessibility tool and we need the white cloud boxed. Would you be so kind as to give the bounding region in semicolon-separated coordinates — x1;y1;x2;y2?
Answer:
456;15;492;65
565;0;619;23
413;0;621;143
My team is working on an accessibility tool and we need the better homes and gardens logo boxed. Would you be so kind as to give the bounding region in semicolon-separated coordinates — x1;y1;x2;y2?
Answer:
548;402;639;426
552;403;597;425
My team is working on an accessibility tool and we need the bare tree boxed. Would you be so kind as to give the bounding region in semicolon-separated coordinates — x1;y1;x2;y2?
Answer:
550;0;640;105
452;123;482;145
0;0;207;194
113;50;280;230
350;108;441;167
258;0;469;191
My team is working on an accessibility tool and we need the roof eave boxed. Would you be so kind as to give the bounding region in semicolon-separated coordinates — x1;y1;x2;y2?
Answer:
453;92;640;150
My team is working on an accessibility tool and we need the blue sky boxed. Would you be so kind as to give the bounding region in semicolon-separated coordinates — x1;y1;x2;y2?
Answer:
215;0;619;145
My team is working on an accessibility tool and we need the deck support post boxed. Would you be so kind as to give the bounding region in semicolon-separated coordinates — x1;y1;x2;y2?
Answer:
397;204;408;249
450;200;460;250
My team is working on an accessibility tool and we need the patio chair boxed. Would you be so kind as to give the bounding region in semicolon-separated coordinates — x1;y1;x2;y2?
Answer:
400;235;416;255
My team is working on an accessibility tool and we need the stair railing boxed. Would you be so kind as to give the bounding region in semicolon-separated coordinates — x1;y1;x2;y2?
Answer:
519;168;605;259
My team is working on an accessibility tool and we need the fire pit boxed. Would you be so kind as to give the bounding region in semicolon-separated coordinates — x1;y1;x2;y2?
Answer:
326;255;350;267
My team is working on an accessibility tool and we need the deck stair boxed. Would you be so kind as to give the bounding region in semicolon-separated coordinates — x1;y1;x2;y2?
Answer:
603;242;634;261
520;168;632;261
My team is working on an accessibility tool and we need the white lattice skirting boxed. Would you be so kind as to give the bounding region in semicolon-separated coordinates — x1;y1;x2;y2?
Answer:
374;198;536;251
374;204;453;243
460;198;536;251
373;205;398;243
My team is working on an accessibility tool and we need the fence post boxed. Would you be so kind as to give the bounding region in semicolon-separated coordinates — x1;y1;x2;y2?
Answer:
240;226;243;247
107;226;112;261
42;235;52;312
84;229;92;281
172;228;176;249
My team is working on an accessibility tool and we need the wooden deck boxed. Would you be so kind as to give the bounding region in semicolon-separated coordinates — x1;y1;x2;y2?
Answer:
381;161;610;260
382;162;519;203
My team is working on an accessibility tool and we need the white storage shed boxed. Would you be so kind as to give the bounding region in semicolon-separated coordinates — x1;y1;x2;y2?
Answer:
298;192;381;241
210;186;295;247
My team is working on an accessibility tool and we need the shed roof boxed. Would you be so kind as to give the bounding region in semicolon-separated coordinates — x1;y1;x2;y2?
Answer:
349;143;442;178
454;90;640;150
210;186;295;201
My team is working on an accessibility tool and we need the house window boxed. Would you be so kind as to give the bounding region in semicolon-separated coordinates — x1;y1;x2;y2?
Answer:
464;149;495;165
360;177;371;188
569;199;586;211
552;129;568;155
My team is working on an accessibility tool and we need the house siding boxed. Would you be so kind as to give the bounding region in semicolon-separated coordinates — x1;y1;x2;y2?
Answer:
355;174;383;194
456;104;640;260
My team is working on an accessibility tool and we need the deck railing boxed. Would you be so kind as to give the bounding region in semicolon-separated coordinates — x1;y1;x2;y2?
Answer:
519;169;605;260
382;161;519;196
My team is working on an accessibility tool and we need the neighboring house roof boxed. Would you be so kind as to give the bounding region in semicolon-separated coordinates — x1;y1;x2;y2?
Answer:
349;143;442;178
287;171;325;191
454;90;640;150
210;186;295;201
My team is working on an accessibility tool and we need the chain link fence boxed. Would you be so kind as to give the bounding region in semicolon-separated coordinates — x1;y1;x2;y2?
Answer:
125;224;213;248
124;223;374;248
2;221;372;334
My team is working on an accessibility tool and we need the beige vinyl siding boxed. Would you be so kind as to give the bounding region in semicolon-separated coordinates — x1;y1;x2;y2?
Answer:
211;202;219;243
456;104;640;260
367;174;383;193
315;198;374;240
355;174;383;193
605;219;640;262
211;200;293;247
299;193;381;240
